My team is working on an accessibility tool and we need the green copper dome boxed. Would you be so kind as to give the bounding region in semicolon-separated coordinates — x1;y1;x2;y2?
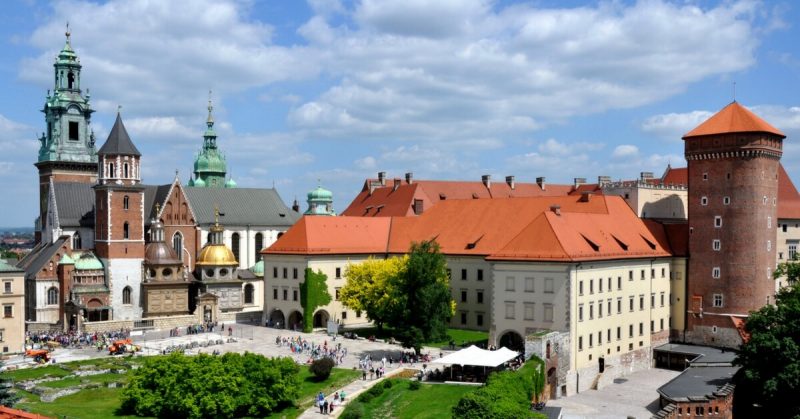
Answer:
187;177;195;187
305;183;336;216
59;253;75;265
74;253;103;271
224;178;237;188
190;94;228;188
193;176;206;187
250;260;264;277
308;186;333;200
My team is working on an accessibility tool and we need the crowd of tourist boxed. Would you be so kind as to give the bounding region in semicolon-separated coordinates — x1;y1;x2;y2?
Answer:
26;329;130;349
275;335;348;365
316;390;345;415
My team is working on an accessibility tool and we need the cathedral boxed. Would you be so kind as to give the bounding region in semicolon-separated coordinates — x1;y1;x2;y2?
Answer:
18;31;299;331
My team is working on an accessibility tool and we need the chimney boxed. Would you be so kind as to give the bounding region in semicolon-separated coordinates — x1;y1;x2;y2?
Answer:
597;175;611;187
378;171;386;186
413;199;424;215
392;178;401;192
536;176;546;191
579;191;592;202
574;177;587;187
482;174;491;189
405;172;413;185
640;171;654;182
505;175;515;190
550;204;561;216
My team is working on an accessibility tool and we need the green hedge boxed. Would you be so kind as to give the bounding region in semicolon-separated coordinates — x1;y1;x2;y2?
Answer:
452;356;546;419
120;352;300;418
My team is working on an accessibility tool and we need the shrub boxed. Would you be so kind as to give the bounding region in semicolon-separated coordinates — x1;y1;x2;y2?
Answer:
409;380;421;390
357;392;374;403
309;357;335;381
341;402;365;419
367;384;384;398
383;379;394;389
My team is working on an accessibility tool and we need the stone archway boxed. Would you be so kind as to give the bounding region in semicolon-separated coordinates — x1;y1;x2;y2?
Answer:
548;367;557;399
498;330;525;352
313;310;330;328
269;309;286;329
287;311;304;331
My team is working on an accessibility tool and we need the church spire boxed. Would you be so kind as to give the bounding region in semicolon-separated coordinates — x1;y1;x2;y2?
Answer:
191;92;227;188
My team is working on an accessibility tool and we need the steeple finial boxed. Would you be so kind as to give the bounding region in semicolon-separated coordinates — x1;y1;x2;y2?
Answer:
207;90;214;127
732;81;737;102
117;105;122;115
155;202;161;215
65;22;71;43
214;206;220;225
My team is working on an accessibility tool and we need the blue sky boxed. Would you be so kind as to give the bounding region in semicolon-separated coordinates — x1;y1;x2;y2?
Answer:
1;0;799;227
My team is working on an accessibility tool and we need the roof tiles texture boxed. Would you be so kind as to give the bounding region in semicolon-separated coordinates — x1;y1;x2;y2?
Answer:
683;101;785;138
266;195;672;262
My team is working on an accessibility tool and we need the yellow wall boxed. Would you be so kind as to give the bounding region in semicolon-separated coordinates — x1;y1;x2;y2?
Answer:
0;270;26;354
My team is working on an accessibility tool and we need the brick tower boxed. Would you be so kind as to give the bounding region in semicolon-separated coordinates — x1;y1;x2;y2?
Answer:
35;27;98;243
683;101;785;347
94;112;144;320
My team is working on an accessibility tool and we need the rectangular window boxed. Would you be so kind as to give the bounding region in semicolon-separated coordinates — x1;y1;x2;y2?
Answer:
283;268;287;279
768;216;772;228
715;216;722;228
525;277;534;292
660;292;665;307
293;289;298;301
713;294;723;307
477;269;484;281
713;240;721;251
579;304;584;322
273;288;278;300
3;282;10;294
476;313;484;327
524;303;535;320
661;268;665;278
578;336;583;351
607;277;612;290
651;293;655;308
342;311;347;320
273;267;278;278
589;302;594;320
283;289;288;300
446;268;452;279
629;296;634;312
0;329;4;342
477;290;484;304
460;312;467;325
713;267;721;278
69;121;79;141
505;277;515;292
460;290;467;303
629;324;634;338
640;295;645;311
544;304;553;322
724;196;731;205
701;196;708;205
544;278;554;293
617;276;622;289
599;278;603;293
5;305;14;318
579;280;584;295
660;318;664;331
639;322;644;336
461;269;467;280
589;334;593;348
598;301;603;318
641;270;645;280
505;302;515;319
293;268;298;279
617;297;622;314
628;270;633;281
607;299;612;316
789;243;798;260
335;267;341;278
335;288;341;301
598;331;602;345
589;279;594;294
651;269;655;279
650;320;654;332
616;327;621;340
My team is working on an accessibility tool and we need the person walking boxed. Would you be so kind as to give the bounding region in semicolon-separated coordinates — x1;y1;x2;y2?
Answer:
340;389;346;402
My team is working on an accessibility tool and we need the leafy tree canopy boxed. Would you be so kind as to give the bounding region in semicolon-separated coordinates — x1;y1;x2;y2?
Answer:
735;283;800;418
0;360;19;407
341;256;407;332
300;268;332;333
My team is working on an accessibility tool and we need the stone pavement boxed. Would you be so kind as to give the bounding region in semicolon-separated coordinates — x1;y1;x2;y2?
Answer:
547;368;681;419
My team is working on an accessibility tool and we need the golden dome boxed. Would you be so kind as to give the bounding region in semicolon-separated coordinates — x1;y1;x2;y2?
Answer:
196;244;238;266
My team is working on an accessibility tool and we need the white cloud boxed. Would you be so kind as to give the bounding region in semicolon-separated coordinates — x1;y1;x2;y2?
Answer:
354;156;377;170
612;144;640;159
641;110;714;140
125;117;195;140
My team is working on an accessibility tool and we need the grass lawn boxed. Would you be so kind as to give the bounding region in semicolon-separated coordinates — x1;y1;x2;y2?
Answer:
10;358;361;419
348;327;488;348
344;379;476;419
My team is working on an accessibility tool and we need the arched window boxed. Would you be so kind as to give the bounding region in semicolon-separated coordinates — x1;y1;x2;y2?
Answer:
123;222;130;239
244;284;254;305
122;286;132;305
47;287;58;305
72;232;82;250
231;233;240;263
254;233;264;262
67;72;75;89
108;163;115;178
172;232;183;261
123;163;129;178
206;232;212;244
123;195;129;210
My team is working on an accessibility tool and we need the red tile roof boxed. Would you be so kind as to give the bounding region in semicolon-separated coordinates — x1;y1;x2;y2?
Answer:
341;178;574;217
778;164;800;219
267;195;672;262
644;220;689;257
683;102;785;139
731;316;750;343
661;166;688;186
0;406;52;419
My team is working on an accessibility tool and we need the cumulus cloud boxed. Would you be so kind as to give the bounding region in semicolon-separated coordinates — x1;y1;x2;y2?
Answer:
612;144;640;158
641;110;714;140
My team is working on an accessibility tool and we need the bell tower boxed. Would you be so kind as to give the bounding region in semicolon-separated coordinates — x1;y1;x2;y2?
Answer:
683;101;785;347
35;25;98;242
189;93;228;188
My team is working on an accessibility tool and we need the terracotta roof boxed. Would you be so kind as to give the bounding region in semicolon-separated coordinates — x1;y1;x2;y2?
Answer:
341;178;574;217
778;164;800;219
643;220;689;257
683;102;785;139
661;166;688;186
731;316;750;343
265;216;392;255
0;406;53;419
268;195;673;262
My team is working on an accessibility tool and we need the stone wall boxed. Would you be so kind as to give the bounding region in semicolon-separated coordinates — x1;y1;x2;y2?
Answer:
684;325;742;348
566;345;654;396
26;322;61;333
525;331;570;398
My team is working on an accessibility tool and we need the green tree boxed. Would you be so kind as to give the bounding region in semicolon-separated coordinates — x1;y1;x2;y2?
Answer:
300;268;332;333
393;240;455;354
0;360;19;407
734;283;800;418
341;256;407;333
452;357;546;419
774;253;800;285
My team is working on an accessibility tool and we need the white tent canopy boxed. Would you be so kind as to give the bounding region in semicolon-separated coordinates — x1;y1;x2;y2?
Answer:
432;345;520;368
